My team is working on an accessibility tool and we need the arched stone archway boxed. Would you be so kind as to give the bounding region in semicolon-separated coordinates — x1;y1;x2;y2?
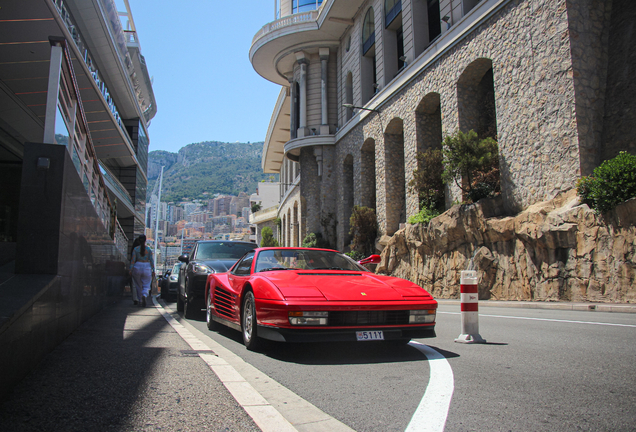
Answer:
342;154;354;249
414;92;445;211
293;202;299;247
457;58;497;139
360;138;376;210
384;117;406;235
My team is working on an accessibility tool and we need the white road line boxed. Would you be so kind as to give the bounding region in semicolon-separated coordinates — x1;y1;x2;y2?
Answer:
439;311;636;328
405;343;454;432
152;297;298;432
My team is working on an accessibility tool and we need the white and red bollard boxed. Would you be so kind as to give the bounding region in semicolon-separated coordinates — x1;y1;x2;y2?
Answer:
455;270;486;344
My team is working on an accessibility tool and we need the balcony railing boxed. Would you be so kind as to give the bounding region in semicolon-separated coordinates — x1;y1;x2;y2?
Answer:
52;0;125;131
252;10;318;45
100;164;133;204
115;220;128;257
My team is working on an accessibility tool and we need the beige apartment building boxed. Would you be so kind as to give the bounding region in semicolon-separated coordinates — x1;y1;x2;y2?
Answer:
250;0;633;252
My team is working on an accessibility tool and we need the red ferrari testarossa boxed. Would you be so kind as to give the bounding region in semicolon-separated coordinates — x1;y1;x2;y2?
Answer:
204;247;437;350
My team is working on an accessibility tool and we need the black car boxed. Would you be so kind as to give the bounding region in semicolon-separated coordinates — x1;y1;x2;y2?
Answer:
177;240;257;318
160;262;182;302
158;269;171;298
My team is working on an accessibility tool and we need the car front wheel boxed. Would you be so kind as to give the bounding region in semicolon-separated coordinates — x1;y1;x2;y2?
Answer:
241;290;261;351
176;291;184;312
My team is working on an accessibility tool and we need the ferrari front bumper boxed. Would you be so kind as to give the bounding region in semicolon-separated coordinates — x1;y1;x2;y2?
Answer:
256;325;436;343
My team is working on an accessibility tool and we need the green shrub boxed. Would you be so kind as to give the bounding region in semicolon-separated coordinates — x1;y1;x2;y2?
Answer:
409;148;445;212
442;130;500;203
577;151;636;213
349;206;377;256
407;206;441;225
302;232;330;248
345;250;366;261
260;226;279;247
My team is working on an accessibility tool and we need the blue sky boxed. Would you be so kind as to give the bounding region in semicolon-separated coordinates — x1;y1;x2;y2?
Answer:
122;1;281;153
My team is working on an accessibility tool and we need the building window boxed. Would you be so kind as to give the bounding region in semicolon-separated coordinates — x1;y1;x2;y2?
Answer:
385;0;402;28
292;0;323;14
362;7;375;55
428;0;441;43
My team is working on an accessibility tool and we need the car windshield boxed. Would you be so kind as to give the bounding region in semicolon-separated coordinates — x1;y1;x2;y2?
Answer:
254;249;364;272
171;263;182;273
195;242;256;260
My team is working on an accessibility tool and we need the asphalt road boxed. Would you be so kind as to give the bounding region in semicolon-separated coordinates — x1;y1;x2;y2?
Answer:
172;300;636;432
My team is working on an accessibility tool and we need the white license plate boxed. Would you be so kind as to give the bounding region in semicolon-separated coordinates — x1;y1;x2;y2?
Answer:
356;331;384;341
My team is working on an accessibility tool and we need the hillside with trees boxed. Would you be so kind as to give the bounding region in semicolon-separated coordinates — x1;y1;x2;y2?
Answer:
147;141;276;202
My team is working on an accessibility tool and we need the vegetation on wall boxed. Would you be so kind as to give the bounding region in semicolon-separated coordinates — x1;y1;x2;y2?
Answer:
260;226;279;247
577;151;636;213
441;129;500;203
251;202;262;213
349;206;377;256
410;148;445;213
302;232;330;249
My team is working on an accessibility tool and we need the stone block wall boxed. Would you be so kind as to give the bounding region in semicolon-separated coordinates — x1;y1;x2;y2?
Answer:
329;0;593;252
376;190;636;304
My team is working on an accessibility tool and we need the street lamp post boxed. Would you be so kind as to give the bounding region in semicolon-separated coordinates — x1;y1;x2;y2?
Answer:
342;103;380;113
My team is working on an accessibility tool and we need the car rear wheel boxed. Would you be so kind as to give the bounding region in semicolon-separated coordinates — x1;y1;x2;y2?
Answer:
206;292;217;331
241;290;261;351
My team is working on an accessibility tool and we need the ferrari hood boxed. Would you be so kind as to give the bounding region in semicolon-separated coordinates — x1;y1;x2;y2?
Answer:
265;271;432;301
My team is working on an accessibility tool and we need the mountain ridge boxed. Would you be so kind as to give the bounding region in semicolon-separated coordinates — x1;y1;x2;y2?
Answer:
147;141;276;202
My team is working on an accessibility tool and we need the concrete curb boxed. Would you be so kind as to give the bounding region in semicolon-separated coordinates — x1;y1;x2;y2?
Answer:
436;299;636;313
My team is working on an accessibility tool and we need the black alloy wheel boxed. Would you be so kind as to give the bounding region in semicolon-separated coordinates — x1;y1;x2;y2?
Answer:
183;293;197;319
176;291;184;312
241;290;261;351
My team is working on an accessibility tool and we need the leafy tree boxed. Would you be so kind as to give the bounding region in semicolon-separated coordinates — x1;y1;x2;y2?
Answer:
251;202;262;213
349;206;377;256
260;226;279;247
442;130;500;203
409;148;445;212
577;151;636;213
302;232;330;248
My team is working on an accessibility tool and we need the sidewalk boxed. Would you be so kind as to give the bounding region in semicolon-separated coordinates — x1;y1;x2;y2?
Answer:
437;299;636;313
0;296;261;432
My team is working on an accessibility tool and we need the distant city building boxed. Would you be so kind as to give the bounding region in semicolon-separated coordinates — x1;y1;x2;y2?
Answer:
183;202;198;216
250;182;280;211
182;239;198;255
211;195;233;217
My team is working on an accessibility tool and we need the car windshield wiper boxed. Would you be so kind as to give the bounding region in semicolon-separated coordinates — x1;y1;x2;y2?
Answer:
313;267;346;270
258;267;290;272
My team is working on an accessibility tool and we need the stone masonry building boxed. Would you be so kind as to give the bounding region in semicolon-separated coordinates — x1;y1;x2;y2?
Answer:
250;0;634;252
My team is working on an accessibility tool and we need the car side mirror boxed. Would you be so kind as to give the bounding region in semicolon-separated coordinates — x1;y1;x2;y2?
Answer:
178;254;189;264
358;254;381;265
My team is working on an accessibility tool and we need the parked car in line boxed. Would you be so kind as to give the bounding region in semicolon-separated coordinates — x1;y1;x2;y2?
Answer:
177;240;258;318
158;270;171;298
204;247;438;350
161;262;183;302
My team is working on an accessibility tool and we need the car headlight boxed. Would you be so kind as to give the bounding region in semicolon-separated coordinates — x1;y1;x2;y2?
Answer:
193;263;214;275
169;275;178;282
289;311;328;326
409;309;436;323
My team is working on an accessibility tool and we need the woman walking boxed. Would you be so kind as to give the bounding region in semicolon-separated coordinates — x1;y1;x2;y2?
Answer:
130;235;155;307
